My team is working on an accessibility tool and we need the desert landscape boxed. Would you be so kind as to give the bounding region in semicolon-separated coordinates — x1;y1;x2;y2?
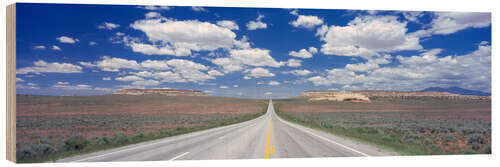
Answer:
16;89;267;162
275;90;491;155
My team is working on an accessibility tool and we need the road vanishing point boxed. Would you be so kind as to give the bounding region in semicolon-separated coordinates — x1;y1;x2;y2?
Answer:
58;99;396;162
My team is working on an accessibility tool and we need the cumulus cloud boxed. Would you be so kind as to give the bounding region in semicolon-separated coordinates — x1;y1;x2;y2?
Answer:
286;59;302;67
291;15;324;29
289;46;318;58
245;67;275;78
56;36;79;44
52;82;92;90
132;79;161;86
217;20;239;30
145;12;161;19
89;41;97;45
115;75;144;82
140;60;170;70
415;12;491;37
102;77;111;81
317;16;422;58
219;85;229;89
96;56;141;72
211;48;284;73
17;60;82;74
17;83;40;90
128;16;241;56
247;14;267;30
308;44;491;92
98;22;120;30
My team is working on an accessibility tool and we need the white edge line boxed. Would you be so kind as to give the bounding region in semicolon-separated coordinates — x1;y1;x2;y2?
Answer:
275;114;371;157
169;152;190;161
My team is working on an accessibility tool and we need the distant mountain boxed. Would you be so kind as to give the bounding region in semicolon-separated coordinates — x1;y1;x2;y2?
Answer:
421;86;491;96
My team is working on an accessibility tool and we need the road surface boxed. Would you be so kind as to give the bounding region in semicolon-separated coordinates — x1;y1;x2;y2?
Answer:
58;99;396;162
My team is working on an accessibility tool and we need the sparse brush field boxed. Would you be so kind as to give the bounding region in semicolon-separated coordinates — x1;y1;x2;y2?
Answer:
275;97;491;155
16;94;267;162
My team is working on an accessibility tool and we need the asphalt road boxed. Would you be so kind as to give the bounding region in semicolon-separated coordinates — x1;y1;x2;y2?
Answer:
57;99;396;162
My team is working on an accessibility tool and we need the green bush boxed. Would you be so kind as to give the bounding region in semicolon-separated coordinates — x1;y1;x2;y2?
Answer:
112;133;129;144
441;133;457;142
93;136;111;145
62;135;89;151
16;143;56;159
467;133;485;144
131;133;147;141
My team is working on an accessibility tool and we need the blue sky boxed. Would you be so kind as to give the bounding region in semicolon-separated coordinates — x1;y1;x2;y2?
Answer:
15;3;491;98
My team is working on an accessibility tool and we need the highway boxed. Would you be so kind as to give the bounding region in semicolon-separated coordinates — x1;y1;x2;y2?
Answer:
57;99;396;162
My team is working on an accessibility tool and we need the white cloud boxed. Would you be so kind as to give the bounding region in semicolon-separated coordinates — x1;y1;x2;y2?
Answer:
17;60;82;74
217;20;239;30
416;12;491;36
94;87;114;92
140;60;170;70
257;81;265;85
291;15;324;29
51;45;61;51
233;85;239;88
116;75;144;82
16;78;25;82
264;92;273;95
52;82;92;90
268;81;280;86
191;7;208;12
17;83;39;90
219;85;229;89
289;46;317;58
317;16;422;58
98;22;120;30
211;48;283;73
286;59;302;67
140;5;171;11
102;77;111;81
247;14;267;30
33;45;46;50
208;70;224;76
245;67;275;78
89;41;97;45
56;36;78;44
129;17;237;56
308;44;491;92
132;80;161;86
345;62;379;72
96;56;141;72
402;11;423;23
145;12;161;19
282;69;312;76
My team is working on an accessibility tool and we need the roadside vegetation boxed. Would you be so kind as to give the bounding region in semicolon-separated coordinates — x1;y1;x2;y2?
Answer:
16;94;267;163
274;98;491;155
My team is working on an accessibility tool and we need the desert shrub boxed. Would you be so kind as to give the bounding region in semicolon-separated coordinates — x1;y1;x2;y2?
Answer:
16;143;56;159
112;133;129;144
471;142;481;150
93;136;111;145
441;133;457;142
131;132;147;141
467;133;485;144
62;135;88;151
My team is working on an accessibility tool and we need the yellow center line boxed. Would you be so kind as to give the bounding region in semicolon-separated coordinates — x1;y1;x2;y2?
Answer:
265;116;272;158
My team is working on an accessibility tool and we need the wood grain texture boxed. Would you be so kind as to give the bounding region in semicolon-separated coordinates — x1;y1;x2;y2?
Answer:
6;3;17;163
